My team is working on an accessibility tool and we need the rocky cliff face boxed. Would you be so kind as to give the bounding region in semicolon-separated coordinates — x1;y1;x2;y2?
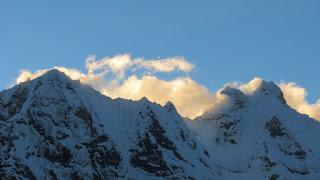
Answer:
0;70;215;179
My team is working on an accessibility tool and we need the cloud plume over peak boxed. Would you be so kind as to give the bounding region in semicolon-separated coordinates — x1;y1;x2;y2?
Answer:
13;54;320;121
199;78;320;121
103;75;214;119
15;54;209;119
279;82;320;120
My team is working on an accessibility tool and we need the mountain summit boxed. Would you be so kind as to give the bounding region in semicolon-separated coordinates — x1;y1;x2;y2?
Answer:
189;80;320;179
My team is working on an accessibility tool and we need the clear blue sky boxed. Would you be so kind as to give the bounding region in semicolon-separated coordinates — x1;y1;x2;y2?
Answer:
1;0;319;102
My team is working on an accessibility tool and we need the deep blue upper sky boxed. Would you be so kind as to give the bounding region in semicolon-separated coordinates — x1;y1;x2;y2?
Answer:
1;0;319;101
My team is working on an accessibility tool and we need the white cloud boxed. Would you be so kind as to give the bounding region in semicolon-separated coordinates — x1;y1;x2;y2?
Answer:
239;78;264;95
13;54;320;121
219;78;265;95
134;57;194;73
102;75;214;119
16;67;87;84
14;54;209;119
84;54;193;79
279;82;320;120
16;69;47;84
85;54;132;79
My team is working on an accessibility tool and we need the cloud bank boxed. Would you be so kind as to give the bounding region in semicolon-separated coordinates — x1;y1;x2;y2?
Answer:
15;54;211;119
14;54;320;121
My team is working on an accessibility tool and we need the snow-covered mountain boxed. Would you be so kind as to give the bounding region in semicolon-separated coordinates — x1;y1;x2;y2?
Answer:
1;70;320;179
188;80;320;179
0;70;215;179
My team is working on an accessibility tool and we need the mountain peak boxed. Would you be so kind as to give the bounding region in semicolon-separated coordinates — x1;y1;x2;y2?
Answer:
221;86;247;111
252;80;286;104
37;69;72;82
164;101;177;112
254;80;280;94
218;79;287;112
138;96;150;103
221;86;245;98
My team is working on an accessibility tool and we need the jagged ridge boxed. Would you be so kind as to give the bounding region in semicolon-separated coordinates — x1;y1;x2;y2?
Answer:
0;70;215;179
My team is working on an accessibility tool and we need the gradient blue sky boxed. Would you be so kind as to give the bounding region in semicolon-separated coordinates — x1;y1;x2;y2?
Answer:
1;0;319;101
